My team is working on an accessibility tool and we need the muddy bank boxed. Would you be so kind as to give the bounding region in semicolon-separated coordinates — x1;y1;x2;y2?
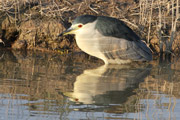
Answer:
0;0;180;55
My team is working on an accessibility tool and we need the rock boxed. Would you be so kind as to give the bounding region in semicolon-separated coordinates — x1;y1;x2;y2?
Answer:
12;40;27;50
16;12;73;50
1;17;19;47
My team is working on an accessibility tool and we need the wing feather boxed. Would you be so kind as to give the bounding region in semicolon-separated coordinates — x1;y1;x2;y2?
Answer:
96;16;140;41
98;37;152;61
94;16;152;61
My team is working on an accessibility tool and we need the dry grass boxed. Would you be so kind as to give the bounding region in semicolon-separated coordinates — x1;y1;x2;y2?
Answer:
138;0;180;54
0;0;180;54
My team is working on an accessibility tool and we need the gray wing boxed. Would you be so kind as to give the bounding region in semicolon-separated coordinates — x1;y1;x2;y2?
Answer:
98;37;152;61
96;16;141;41
95;16;152;61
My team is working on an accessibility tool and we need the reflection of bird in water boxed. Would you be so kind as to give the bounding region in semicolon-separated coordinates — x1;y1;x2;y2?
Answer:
63;64;152;104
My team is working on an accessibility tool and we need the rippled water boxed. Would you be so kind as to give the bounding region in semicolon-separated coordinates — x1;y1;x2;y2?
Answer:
0;49;180;120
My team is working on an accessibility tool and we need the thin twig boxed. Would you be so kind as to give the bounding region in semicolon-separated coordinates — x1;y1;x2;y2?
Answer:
147;0;154;44
0;39;5;46
89;4;99;14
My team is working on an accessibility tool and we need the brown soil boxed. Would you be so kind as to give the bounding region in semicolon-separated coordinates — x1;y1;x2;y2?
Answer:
0;0;180;55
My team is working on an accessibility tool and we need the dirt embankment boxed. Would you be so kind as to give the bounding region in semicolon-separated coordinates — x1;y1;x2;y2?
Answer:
0;0;180;55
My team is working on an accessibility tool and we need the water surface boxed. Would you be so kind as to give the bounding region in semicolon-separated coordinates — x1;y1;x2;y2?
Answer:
0;50;180;120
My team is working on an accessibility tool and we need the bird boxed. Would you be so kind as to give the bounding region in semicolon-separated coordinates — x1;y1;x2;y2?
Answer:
59;15;152;64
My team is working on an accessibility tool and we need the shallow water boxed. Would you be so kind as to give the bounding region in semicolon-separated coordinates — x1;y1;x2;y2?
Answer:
0;50;180;120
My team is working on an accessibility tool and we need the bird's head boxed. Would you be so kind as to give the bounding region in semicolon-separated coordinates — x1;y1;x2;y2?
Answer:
58;15;97;36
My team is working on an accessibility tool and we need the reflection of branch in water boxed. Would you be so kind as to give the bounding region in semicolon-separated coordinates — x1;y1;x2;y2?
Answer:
0;52;4;60
137;58;180;120
0;50;18;63
63;64;152;105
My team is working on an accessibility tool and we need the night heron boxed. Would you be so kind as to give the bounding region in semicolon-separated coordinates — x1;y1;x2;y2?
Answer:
59;15;152;64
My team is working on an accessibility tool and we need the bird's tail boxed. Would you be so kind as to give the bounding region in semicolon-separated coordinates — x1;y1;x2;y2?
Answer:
134;40;152;61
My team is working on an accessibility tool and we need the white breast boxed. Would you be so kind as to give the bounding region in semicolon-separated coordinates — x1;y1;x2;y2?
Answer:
74;21;108;63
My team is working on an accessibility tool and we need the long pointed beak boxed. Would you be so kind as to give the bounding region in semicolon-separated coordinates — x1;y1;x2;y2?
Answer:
58;27;75;37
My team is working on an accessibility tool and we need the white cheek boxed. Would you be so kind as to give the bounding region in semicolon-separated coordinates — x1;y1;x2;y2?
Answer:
75;28;84;34
75;21;97;35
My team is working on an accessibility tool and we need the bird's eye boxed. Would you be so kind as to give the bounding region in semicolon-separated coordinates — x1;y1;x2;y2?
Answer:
78;24;83;28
